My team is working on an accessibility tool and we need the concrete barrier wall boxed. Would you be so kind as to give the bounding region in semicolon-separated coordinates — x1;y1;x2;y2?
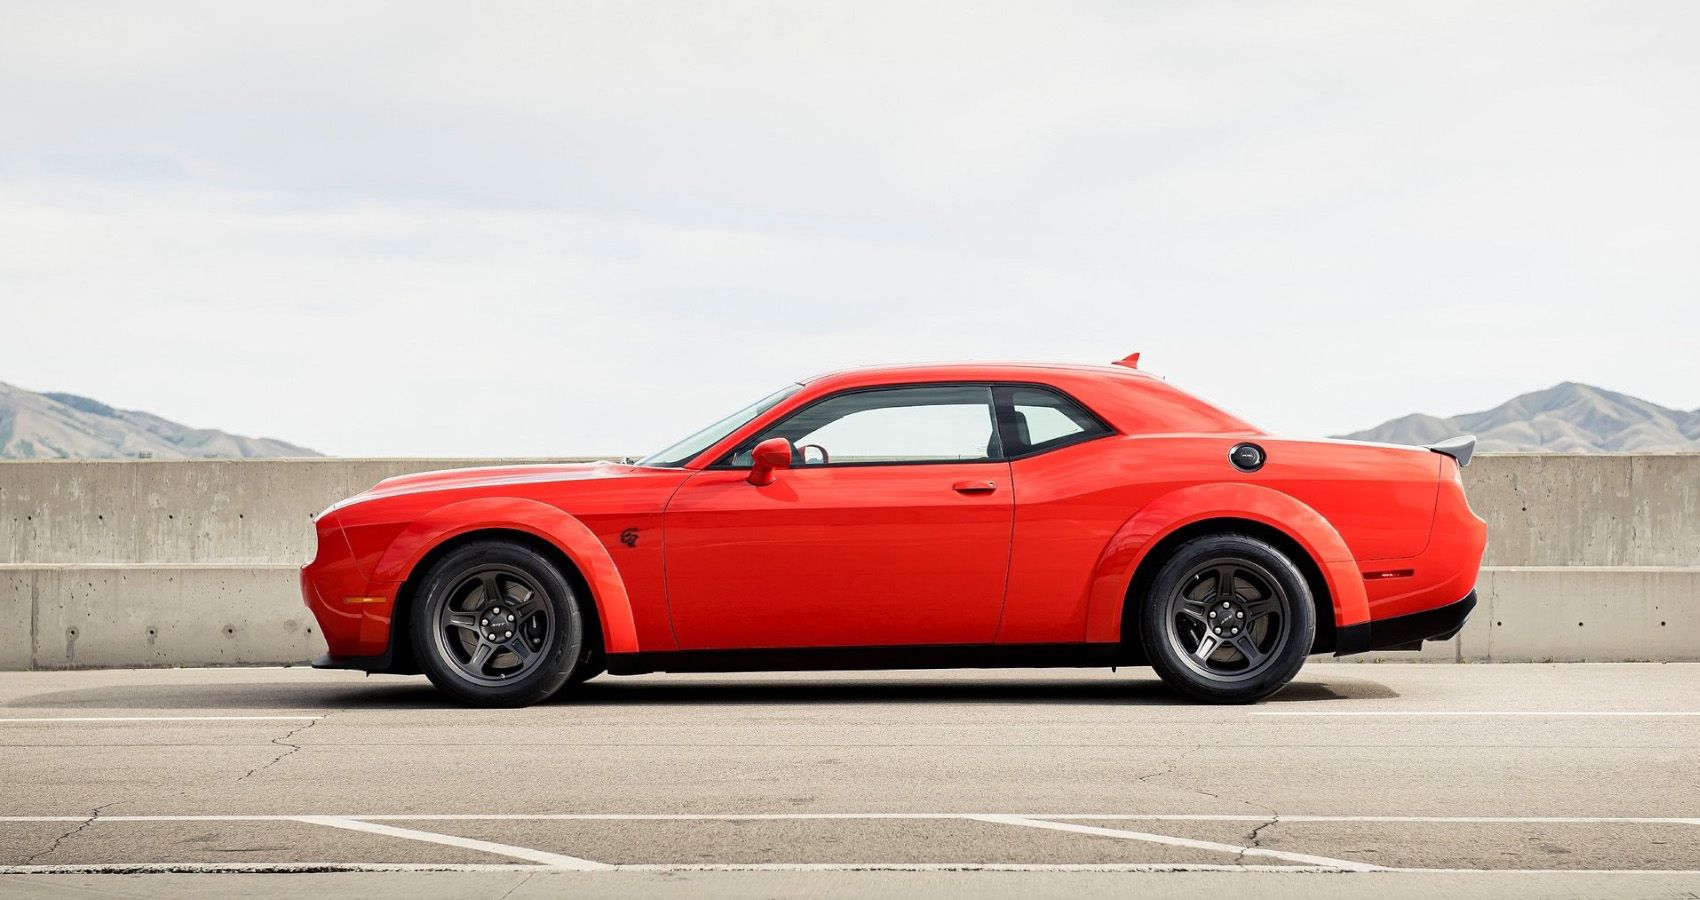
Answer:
0;565;313;670
7;454;1696;568
0;458;598;565
1469;454;1700;567
1;454;1695;669
1345;566;1700;663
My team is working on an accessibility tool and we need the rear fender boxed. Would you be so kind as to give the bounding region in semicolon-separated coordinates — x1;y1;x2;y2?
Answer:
372;497;640;653
1084;483;1369;642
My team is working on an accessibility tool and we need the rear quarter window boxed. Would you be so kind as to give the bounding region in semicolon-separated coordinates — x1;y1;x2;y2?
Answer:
998;385;1112;456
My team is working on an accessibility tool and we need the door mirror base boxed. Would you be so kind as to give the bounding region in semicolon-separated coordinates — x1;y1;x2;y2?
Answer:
748;437;794;486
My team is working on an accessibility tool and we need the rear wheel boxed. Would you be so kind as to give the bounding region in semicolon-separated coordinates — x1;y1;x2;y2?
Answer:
1139;534;1315;703
411;540;582;707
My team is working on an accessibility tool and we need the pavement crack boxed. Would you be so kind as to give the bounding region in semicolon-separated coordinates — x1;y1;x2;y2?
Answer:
1129;744;1283;867
1233;813;1280;867
24;798;125;864
494;872;536;900
1133;744;1271;811
238;715;322;782
1135;746;1199;784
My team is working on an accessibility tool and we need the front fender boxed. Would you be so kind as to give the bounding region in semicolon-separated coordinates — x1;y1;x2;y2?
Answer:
1083;483;1369;643
372;497;640;654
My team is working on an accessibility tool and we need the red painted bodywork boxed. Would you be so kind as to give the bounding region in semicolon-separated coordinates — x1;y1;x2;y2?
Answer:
301;362;1486;666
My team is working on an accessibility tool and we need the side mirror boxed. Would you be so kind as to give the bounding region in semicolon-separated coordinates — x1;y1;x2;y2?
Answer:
798;443;829;466
747;437;793;486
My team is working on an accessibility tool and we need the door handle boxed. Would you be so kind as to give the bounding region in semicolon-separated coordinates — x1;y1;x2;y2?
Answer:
952;480;998;494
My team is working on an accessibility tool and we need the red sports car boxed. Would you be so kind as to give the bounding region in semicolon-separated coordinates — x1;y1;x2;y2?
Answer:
302;357;1485;706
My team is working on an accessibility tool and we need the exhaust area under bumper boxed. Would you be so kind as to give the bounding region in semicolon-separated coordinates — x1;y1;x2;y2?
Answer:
1334;590;1477;656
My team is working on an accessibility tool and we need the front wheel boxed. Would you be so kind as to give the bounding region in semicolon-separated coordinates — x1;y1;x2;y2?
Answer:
1139;534;1315;704
411;541;583;707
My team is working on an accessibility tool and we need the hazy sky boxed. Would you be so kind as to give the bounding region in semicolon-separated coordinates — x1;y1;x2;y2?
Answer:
3;1;1696;456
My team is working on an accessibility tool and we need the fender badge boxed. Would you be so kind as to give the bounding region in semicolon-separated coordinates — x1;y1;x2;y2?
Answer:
619;528;639;548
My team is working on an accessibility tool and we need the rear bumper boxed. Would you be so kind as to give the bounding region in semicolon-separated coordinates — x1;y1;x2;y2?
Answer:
1334;590;1476;656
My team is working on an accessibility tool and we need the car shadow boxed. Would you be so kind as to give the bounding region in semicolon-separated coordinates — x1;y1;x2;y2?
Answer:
2;677;442;711
4;672;1398;711
544;676;1396;706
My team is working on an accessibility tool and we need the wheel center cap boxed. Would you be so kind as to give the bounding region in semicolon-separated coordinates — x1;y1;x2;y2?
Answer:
1206;598;1248;639
478;604;516;642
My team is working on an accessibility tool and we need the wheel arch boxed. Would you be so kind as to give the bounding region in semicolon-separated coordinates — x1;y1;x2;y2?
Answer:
1085;483;1368;652
373;497;640;672
1120;517;1338;655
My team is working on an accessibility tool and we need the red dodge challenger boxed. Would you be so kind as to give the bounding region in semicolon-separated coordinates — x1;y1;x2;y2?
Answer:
303;357;1486;706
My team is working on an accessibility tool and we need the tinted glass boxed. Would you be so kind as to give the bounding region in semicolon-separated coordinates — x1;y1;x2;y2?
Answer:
1000;386;1110;455
638;384;802;467
728;385;997;466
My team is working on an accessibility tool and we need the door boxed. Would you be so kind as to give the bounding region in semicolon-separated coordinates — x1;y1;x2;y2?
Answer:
663;384;1014;650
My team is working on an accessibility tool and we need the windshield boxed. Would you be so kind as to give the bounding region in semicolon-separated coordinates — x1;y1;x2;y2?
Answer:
636;383;803;468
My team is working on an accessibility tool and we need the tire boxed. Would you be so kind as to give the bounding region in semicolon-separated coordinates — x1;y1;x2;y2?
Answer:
1138;534;1315;704
565;664;604;685
560;644;605;688
410;540;583;707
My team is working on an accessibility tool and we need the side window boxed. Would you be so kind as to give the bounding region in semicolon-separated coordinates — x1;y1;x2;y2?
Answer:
726;385;998;466
997;386;1111;456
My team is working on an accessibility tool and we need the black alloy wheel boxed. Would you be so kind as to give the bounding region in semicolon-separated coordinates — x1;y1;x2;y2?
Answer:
1139;534;1315;703
411;541;582;707
435;565;553;684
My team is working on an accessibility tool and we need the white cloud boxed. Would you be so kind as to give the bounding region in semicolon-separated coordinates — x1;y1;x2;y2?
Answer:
1;0;1696;455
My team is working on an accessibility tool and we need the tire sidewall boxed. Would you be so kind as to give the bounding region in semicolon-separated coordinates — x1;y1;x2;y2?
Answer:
410;541;582;707
1139;534;1315;704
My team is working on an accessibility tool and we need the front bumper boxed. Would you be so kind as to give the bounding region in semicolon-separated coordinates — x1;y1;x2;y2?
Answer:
302;516;399;663
312;650;398;673
1334;590;1476;656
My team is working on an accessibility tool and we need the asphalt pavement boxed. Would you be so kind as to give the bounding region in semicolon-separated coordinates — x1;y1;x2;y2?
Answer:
1;662;1697;898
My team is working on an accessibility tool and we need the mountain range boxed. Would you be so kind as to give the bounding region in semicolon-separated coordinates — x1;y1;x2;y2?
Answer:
1335;382;1700;453
2;378;1694;459
0;381;320;459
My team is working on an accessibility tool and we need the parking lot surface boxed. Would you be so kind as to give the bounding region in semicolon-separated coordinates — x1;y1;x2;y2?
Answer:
1;663;1697;898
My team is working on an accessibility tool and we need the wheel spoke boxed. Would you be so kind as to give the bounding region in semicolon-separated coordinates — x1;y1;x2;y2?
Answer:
506;638;536;666
1177;605;1208;626
467;641;496;673
1244;596;1281;622
445;611;482;634
1191;631;1222;663
1231;634;1266;667
480;573;506;606
1213;566;1238;602
513;590;546;620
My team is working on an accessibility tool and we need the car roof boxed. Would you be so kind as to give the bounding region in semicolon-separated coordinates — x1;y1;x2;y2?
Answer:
804;360;1157;387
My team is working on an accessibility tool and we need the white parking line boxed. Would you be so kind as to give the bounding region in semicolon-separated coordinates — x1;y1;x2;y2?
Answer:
293;816;610;870
611;862;1328;872
5;863;1700;875
1252;710;1700;717
0;716;325;724
5;813;1700;876
2;813;1697;824
969;814;1384;872
1052;814;1700;825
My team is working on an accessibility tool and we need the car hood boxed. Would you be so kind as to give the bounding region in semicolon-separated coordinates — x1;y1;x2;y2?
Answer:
365;461;636;500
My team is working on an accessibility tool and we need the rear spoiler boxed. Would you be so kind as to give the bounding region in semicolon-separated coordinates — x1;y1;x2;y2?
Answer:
1428;434;1476;467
